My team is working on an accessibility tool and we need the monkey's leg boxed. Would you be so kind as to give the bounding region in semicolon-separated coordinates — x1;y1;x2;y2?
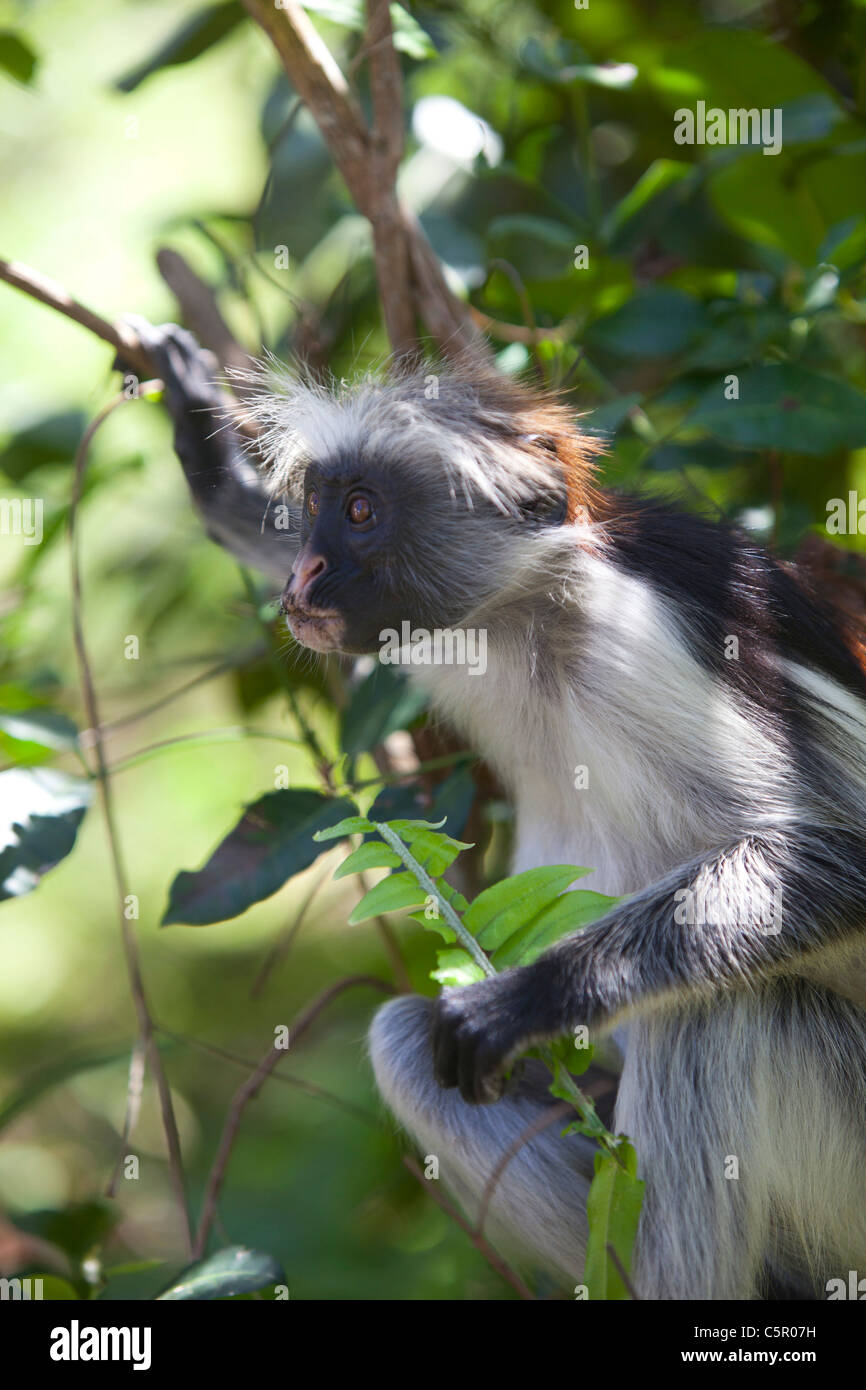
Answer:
369;995;597;1288
122;318;300;582
615;1009;769;1300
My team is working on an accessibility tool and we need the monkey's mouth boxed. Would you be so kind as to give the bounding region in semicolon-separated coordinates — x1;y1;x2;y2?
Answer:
284;604;344;653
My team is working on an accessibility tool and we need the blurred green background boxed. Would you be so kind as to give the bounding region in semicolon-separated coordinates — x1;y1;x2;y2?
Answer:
1;0;866;1300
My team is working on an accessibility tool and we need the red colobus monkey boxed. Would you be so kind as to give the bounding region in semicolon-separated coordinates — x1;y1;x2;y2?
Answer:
138;321;866;1299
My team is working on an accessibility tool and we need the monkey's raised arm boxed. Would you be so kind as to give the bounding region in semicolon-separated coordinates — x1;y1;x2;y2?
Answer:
432;824;866;1103
126;319;300;583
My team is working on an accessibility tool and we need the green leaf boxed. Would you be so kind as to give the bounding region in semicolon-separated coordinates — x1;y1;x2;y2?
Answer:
347;870;426;924
0;1043;164;1134
584;1142;645;1300
0;768;92;901
162;789;356;925
0;410;86;482
491;890;618;970
392;826;472;876
333;841;401;878
340;664;427;757
487;214;580;279
302;1;435;60
26;1275;77;1300
0;709;80;754
585;289;707;360
114;2;245;92
464;865;590;952
688;365;866;453
0;31;38;85
313;814;371;842
431;949;486;986
604;159;692;243
18;1201;116;1263
157;1246;284;1301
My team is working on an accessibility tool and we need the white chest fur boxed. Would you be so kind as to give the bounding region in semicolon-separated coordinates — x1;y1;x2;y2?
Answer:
407;553;788;898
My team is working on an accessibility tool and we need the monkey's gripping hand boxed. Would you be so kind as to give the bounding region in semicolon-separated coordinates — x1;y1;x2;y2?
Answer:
432;826;866;1105
432;957;574;1105
119;317;300;583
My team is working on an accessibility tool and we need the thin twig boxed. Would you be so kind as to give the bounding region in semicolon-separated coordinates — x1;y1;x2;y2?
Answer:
68;396;194;1255
365;0;415;355
105;1041;147;1197
402;1156;536;1300
157;1026;380;1128
0;257;153;377
155;247;254;380
474;1102;572;1237
194;974;394;1257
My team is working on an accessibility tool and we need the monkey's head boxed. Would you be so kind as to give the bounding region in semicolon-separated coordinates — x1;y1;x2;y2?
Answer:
253;360;600;656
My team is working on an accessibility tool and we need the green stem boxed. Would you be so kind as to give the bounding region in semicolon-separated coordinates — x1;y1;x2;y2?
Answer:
374;822;627;1161
374;822;495;978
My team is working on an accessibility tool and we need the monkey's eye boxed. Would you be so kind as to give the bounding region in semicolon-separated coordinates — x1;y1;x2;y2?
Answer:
347;493;374;526
306;490;319;519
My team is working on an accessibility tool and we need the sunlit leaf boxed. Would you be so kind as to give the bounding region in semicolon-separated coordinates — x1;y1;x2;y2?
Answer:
0;768;92;901
583;1142;645;1300
157;1246;284;1300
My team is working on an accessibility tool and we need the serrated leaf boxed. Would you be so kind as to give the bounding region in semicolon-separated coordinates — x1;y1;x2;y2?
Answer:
432;949;485;986
492;890;618;970
163;790;356;925
407;906;456;942
157;1246;284;1301
0;768;92;901
347;870;426;924
464;865;590;952
333;841;401;878
396;826;473;876
584;1142;645;1300
313;813;370;842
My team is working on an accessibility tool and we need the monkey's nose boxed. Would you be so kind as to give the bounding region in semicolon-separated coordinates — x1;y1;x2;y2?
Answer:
285;551;327;606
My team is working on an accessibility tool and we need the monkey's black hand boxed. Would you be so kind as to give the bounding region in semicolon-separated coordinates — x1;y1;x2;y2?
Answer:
115;317;300;582
432;960;571;1105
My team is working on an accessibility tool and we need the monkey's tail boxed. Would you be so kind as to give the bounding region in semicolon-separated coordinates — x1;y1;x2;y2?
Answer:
368;994;599;1290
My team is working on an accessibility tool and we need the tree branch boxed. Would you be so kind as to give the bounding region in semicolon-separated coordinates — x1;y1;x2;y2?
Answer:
0;256;154;378
241;0;480;358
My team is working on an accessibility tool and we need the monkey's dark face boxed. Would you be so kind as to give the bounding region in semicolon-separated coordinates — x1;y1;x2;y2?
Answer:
281;458;458;655
281;451;565;656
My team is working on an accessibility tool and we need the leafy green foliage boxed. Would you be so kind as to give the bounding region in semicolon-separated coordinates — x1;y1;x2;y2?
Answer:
0;768;91;900
163;789;356;925
583;1143;645;1301
0;30;38;85
156;1245;285;1300
340;664;427;758
3;0;866;1304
